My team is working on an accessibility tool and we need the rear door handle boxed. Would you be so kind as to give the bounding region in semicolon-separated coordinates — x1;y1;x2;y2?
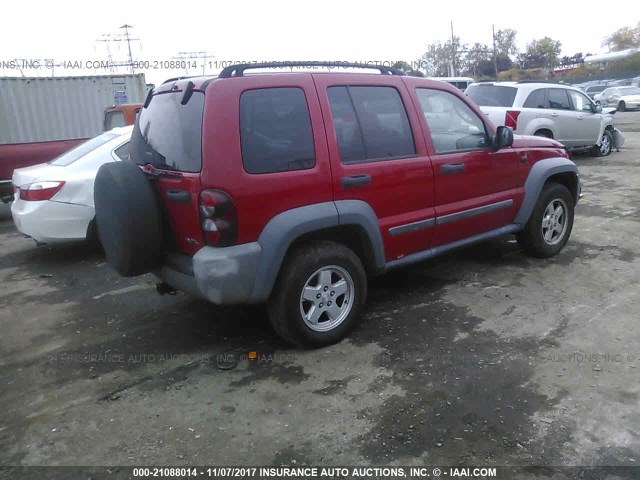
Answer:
166;189;191;203
440;163;465;174
341;174;371;188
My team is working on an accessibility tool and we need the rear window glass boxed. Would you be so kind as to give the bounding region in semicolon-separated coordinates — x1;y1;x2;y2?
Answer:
328;86;416;163
48;132;119;166
548;88;571;110
130;91;204;172
465;85;517;107
240;88;315;174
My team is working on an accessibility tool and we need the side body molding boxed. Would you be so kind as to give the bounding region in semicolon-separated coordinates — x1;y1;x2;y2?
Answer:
514;157;579;227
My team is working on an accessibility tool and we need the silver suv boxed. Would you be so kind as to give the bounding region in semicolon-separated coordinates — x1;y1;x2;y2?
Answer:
465;82;622;157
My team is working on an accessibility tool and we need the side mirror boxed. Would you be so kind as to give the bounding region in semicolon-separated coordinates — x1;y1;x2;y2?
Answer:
494;126;514;149
595;104;603;113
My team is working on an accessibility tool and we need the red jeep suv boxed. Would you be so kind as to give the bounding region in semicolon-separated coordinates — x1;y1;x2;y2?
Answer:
94;62;581;347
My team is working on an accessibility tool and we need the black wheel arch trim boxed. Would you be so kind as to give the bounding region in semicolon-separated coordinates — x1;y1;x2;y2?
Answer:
249;200;385;303
514;157;579;227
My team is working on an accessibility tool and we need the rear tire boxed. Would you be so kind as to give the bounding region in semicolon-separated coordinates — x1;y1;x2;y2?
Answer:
591;129;612;157
617;101;626;112
517;182;574;258
267;241;367;348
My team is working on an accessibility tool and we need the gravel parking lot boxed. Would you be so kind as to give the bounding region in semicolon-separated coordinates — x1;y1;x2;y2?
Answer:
1;113;639;471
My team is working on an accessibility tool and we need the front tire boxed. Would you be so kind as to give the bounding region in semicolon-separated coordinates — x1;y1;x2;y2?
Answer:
591;130;612;157
267;241;367;348
517;183;574;258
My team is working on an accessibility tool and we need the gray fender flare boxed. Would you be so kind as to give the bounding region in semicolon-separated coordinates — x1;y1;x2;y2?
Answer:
249;200;384;303
514;157;579;227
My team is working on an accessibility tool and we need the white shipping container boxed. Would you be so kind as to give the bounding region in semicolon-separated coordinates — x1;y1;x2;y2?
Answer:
0;74;146;144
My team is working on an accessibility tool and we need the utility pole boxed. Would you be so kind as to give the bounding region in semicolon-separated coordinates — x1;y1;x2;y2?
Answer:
450;22;456;77
95;26;141;75
492;24;498;79
174;51;216;75
120;25;135;74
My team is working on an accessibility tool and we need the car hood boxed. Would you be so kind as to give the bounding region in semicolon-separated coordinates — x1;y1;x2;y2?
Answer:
512;134;564;149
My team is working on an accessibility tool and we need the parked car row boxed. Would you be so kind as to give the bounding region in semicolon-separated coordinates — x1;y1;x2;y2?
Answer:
593;86;640;111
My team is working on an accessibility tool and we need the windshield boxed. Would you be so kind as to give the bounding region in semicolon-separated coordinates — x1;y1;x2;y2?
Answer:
130;91;204;172
465;85;517;107
48;132;119;166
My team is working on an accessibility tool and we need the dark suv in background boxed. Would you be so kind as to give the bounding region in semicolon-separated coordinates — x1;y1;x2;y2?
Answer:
94;62;581;347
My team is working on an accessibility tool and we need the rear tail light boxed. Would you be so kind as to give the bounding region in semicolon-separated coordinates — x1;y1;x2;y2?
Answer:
505;110;521;130
19;181;66;201
199;189;237;247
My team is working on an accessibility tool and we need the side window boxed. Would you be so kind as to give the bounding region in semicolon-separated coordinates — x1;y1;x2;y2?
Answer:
547;89;571;110
567;90;593;113
416;88;488;154
113;142;129;161
523;89;546;108
328;86;416;163
104;110;125;131
240;88;315;174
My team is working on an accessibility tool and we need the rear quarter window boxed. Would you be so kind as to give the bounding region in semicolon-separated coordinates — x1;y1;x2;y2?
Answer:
239;87;315;174
523;89;546;108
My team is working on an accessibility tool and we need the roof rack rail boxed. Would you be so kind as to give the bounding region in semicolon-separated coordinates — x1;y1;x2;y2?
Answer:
516;80;563;84
218;61;405;78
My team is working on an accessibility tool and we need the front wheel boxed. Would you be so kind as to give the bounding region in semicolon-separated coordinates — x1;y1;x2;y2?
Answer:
517;183;575;258
591;130;612;157
267;241;367;348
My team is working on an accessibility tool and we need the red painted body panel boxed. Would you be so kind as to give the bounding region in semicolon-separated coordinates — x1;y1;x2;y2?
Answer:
313;74;435;262
0;138;86;181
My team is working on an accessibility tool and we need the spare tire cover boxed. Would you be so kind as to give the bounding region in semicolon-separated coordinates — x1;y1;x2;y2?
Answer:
94;161;164;276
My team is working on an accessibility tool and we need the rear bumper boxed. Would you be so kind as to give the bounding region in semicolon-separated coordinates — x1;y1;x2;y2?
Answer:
157;242;263;305
11;199;94;243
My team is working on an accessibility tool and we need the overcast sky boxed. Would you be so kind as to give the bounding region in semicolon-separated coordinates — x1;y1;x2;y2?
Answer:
1;0;637;85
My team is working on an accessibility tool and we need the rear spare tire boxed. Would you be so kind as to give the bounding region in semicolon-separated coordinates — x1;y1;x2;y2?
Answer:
94;161;164;276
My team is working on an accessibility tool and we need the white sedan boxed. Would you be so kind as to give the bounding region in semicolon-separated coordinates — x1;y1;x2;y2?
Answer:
11;126;132;244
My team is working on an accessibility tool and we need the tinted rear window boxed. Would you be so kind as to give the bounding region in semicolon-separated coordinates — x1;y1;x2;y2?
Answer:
465;85;517;107
240;88;315;174
48;132;119;166
130;91;204;172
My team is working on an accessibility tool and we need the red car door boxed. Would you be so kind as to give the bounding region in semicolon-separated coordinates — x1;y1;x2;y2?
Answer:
313;74;435;262
407;81;521;246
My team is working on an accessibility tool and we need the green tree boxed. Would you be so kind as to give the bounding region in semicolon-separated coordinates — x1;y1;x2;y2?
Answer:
461;42;492;76
392;61;424;77
602;23;640;51
522;37;562;68
417;39;458;76
494;28;519;59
